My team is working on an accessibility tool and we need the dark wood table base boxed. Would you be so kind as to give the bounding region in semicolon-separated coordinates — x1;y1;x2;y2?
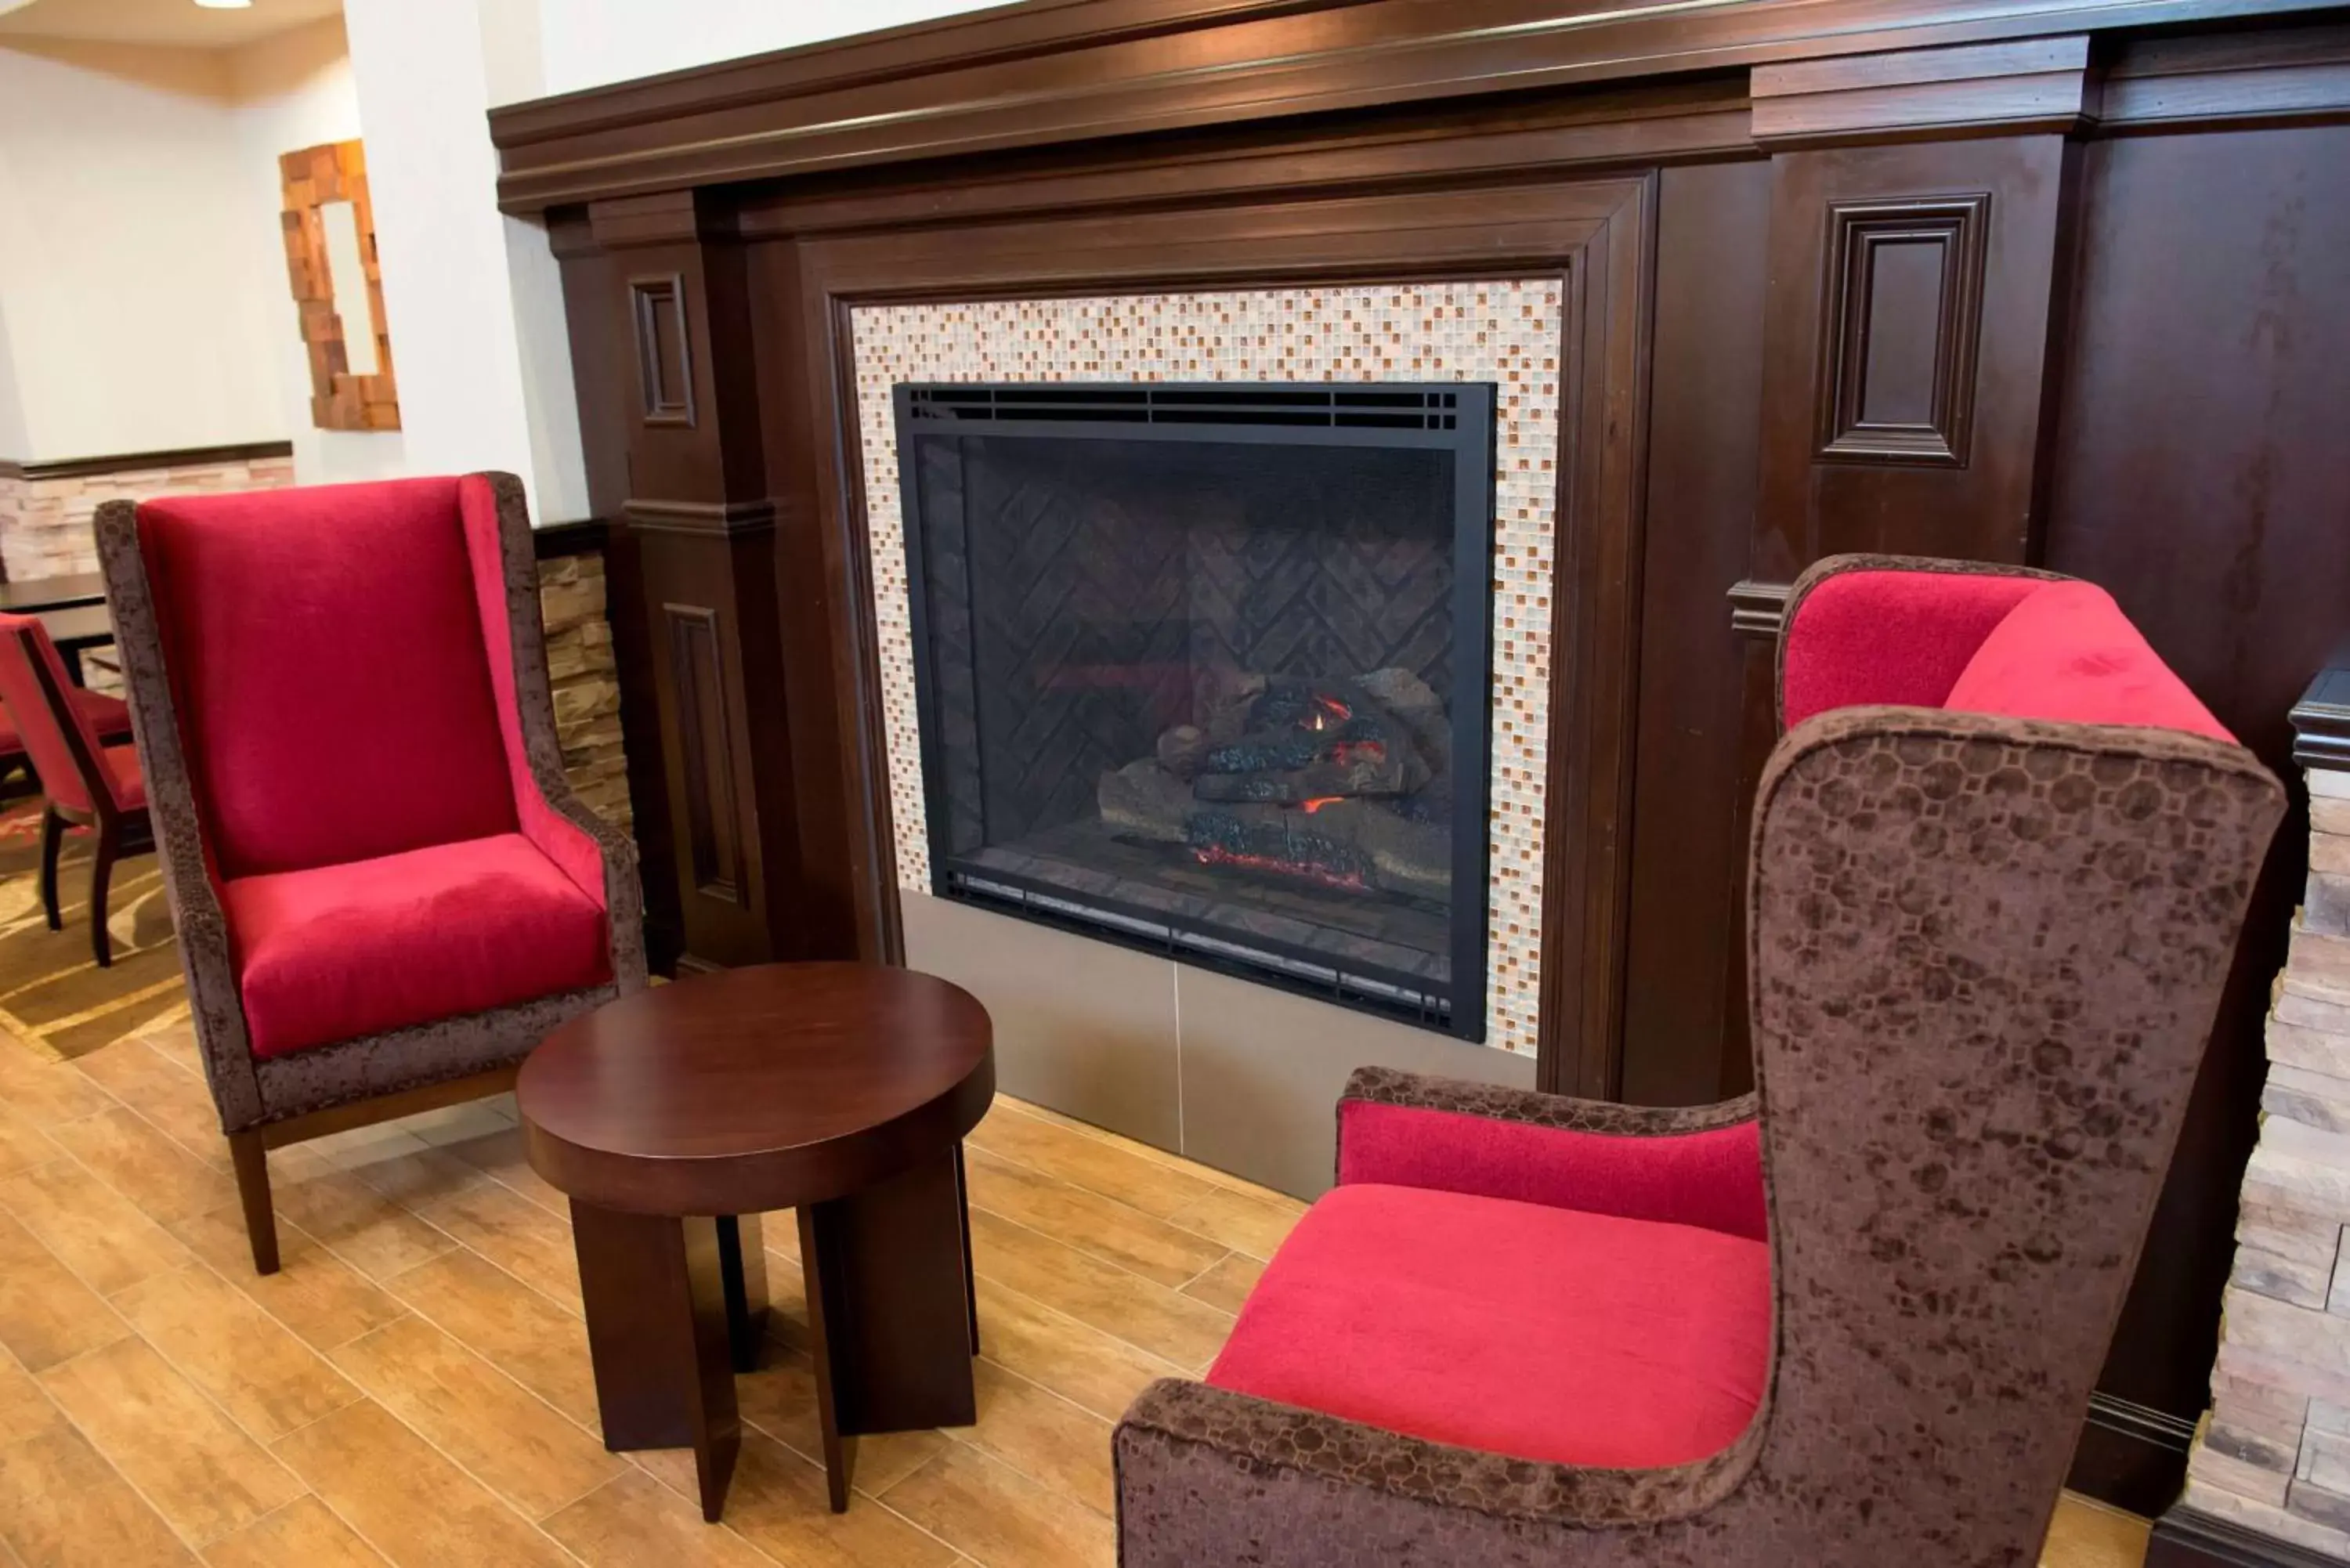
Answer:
570;1146;980;1520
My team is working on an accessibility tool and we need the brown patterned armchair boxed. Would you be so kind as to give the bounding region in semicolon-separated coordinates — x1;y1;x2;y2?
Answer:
1113;555;2286;1566
95;474;646;1275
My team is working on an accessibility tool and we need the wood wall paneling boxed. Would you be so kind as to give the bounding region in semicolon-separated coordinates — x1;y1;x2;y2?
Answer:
580;190;804;971
1755;134;2073;578
661;602;743;904
550;211;682;972
1618;158;1772;1107
2046;122;2350;1512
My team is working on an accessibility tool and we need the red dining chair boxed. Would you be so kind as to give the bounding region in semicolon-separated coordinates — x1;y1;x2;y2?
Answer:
0;672;132;797
0;612;151;966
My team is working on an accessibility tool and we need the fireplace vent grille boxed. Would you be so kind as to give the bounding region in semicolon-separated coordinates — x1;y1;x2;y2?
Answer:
904;384;1462;430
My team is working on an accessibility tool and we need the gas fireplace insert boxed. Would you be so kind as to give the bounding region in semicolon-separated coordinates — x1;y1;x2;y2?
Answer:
895;382;1495;1039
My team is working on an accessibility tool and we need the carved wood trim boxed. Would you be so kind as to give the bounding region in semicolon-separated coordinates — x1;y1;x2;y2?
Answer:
488;0;2338;211
629;274;698;428
776;175;1652;1094
1751;36;2095;145
663;602;745;904
2104;22;2350;131
277;139;399;432
1814;192;1989;467
625;499;779;537
2291;666;2350;771
1727;579;1792;638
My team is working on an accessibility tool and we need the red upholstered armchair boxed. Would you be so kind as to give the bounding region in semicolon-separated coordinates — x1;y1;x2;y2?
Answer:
1114;555;2286;1566
94;474;646;1274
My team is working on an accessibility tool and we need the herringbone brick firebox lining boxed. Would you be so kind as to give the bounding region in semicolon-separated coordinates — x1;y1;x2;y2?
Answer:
849;284;1566;1056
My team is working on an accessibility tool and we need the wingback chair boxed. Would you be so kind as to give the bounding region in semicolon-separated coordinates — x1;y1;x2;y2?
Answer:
94;474;647;1275
1113;555;2287;1566
0;612;152;966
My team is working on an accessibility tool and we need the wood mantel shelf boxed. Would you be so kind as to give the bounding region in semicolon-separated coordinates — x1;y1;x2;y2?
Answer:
488;0;2350;211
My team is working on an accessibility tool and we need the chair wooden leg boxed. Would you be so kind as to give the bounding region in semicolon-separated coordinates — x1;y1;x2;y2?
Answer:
88;819;117;968
38;804;62;931
228;1131;280;1275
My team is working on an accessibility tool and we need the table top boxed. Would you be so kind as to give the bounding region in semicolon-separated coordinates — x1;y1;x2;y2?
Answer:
517;963;994;1216
0;573;104;614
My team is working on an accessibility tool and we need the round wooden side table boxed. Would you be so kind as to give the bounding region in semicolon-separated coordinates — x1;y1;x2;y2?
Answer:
517;962;994;1522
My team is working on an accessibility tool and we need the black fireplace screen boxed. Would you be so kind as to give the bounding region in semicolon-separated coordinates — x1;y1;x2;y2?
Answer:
895;383;1495;1039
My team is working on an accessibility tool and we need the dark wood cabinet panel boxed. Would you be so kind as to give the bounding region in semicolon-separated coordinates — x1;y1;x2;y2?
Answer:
1618;159;1773;1107
2044;124;2350;1509
1757;135;2073;577
1814;193;1988;464
662;602;743;902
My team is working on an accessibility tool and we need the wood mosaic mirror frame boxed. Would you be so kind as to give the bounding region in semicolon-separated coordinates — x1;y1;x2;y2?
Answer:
279;139;400;432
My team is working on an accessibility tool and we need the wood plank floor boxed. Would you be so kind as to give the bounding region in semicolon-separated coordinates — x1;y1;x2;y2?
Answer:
0;1014;2149;1568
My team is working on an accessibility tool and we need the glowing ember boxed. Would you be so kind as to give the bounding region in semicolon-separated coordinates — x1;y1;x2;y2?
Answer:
1298;797;1344;814
1328;740;1386;766
1191;844;1368;891
1317;695;1354;720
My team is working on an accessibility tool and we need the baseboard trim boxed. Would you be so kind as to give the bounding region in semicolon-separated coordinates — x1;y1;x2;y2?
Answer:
2148;1504;2350;1568
2070;1393;2198;1516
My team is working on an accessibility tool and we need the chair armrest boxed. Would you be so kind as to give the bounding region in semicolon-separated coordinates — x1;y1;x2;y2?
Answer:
468;473;649;995
1776;553;2065;731
1337;1068;1765;1240
523;773;648;994
1114;1377;1761;1566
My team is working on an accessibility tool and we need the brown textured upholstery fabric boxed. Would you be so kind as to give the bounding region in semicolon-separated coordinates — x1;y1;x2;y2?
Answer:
1113;555;2285;1566
93;475;648;1136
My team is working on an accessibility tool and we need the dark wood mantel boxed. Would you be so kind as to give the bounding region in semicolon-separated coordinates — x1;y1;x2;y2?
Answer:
490;0;2348;209
501;0;2350;1523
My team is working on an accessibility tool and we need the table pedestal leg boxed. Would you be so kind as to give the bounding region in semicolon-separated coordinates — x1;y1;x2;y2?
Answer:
571;1203;741;1522
798;1143;978;1512
717;1214;768;1372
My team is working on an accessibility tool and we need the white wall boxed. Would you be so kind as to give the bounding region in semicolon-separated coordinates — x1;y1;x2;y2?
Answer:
0;41;282;461
342;0;585;522
229;16;406;485
0;302;28;461
321;0;1003;521
526;0;1009;101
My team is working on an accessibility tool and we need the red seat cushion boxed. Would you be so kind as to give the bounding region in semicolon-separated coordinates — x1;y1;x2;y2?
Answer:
0;688;132;757
1942;579;2233;741
102;744;144;810
136;479;519;878
222;833;612;1059
1207;1183;1770;1469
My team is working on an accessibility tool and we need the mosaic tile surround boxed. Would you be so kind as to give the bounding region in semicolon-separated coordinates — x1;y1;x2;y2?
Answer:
850;284;1564;1054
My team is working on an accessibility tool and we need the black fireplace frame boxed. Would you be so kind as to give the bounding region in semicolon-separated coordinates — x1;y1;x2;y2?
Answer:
893;381;1496;1039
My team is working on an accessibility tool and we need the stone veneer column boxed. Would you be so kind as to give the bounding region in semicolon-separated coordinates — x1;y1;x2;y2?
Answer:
1;453;296;581
2169;668;2350;1559
537;549;632;833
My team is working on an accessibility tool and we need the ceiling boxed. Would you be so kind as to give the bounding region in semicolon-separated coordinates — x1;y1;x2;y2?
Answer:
0;0;342;50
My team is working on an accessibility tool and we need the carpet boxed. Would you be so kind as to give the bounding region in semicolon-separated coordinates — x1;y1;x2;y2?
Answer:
0;796;187;1061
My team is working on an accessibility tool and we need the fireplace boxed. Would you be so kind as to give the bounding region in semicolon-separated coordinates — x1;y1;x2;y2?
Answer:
895;382;1495;1039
